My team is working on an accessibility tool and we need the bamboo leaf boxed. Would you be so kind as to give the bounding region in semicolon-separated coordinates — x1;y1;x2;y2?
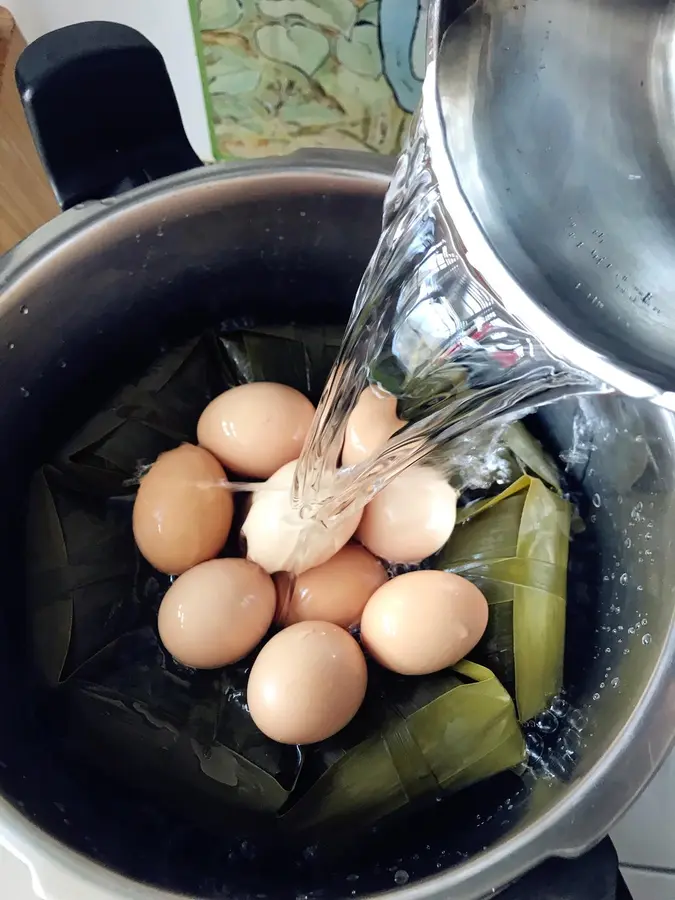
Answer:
504;422;561;492
281;661;524;836
437;477;571;722
58;628;303;825
57;333;234;493
26;467;139;685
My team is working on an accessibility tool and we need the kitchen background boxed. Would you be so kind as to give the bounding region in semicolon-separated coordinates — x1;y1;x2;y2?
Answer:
2;0;675;897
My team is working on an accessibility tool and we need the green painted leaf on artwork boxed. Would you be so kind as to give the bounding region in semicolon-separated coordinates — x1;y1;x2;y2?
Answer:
255;23;330;76
211;69;261;95
336;23;382;78
256;0;357;35
200;0;243;30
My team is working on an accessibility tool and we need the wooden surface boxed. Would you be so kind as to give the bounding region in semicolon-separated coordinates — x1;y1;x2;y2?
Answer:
0;8;58;254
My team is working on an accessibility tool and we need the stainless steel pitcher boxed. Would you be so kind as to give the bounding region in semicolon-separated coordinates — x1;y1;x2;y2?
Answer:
425;0;675;409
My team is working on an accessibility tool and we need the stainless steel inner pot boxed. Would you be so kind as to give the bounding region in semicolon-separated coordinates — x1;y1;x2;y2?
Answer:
0;153;674;900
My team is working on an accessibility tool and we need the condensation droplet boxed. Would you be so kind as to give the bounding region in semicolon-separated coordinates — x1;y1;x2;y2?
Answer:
7;342;14;350
394;870;409;886
20;305;28;315
19;387;29;398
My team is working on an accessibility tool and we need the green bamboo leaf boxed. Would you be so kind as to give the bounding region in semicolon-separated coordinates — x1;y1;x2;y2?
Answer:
57;333;234;493
58;628;302;829
437;476;571;722
221;325;343;403
281;661;524;837
26;467;139;685
504;422;561;492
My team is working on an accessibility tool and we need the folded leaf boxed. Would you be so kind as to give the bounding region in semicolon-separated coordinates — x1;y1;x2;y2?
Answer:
26;466;140;685
57;628;303;827
57;333;235;493
220;325;343;404
437;476;571;722
281;660;524;837
504;422;561;492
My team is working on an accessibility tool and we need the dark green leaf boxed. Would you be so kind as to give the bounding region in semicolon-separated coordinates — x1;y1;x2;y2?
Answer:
58;628;303;828
26;466;139;685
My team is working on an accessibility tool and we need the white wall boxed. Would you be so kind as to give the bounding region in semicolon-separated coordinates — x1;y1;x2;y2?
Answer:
6;0;213;160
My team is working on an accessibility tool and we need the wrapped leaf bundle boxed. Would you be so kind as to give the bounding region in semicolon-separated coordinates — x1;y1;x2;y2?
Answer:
436;476;572;722
281;660;524;837
57;627;303;830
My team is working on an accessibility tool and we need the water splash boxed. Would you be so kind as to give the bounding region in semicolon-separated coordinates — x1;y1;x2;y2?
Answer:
293;107;601;527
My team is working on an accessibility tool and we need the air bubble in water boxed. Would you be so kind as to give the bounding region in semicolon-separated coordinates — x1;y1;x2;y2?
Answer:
611;677;620;688
619;573;628;585
560;728;582;757
535;710;559;734
394;870;409;886
566;708;587;731
592;493;601;508
642;633;652;645
7;342;14;350
525;731;545;763
19;387;29;398
20;305;28;315
593;692;600;700
550;695;569;718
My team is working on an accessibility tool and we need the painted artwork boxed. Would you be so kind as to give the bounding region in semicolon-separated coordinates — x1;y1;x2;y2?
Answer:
190;0;427;158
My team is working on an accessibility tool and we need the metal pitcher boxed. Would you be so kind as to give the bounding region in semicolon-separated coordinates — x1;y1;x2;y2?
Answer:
425;0;675;409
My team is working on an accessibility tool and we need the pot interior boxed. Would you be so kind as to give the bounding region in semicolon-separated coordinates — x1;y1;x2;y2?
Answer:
0;165;674;900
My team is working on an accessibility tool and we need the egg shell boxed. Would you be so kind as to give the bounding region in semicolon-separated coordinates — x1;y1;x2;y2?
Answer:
360;570;488;675
356;465;458;563
158;557;276;668
197;382;316;479
241;460;362;574
342;385;406;467
247;621;367;744
275;544;387;629
133;444;233;575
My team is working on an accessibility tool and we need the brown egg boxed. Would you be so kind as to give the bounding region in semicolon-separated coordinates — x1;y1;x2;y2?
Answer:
247;621;367;744
241;460;362;574
133;444;233;574
342;385;406;467
356;465;458;563
197;382;315;479
158;558;275;668
275;544;387;628
360;570;488;675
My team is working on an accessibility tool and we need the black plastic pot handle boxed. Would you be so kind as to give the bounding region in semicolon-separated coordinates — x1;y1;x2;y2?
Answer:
15;21;203;210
